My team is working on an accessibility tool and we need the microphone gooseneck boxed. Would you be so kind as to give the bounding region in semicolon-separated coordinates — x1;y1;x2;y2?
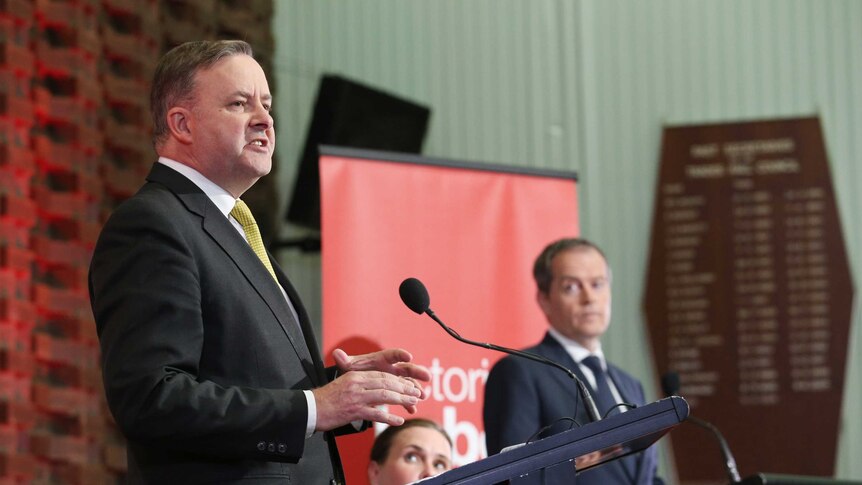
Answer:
399;277;602;423
662;372;741;483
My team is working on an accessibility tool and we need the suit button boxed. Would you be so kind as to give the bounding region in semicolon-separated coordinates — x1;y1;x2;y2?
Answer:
267;442;275;452
256;441;266;451
277;443;287;453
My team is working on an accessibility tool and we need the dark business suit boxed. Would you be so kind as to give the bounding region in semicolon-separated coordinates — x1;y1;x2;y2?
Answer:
89;163;350;484
484;332;659;485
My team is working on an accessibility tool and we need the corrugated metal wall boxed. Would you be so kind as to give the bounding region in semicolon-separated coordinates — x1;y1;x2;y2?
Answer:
272;1;861;480
276;0;581;171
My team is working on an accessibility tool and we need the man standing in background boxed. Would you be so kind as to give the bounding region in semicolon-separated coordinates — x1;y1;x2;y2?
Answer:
89;40;430;484
484;237;660;484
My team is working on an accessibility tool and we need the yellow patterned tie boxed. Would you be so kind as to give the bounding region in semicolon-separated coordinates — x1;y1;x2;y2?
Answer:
230;199;277;282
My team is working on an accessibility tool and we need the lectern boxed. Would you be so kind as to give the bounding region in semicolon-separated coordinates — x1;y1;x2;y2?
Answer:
418;396;689;485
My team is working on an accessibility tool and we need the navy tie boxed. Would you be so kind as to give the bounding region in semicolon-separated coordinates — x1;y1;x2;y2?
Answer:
581;355;619;418
581;355;640;480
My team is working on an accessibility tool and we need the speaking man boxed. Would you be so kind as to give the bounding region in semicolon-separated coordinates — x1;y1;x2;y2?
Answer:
89;40;430;484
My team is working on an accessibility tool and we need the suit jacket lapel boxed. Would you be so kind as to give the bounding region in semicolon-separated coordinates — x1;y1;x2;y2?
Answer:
599;356;644;481
607;365;637;404
146;164;321;385
536;333;594;416
276;265;328;385
537;332;591;384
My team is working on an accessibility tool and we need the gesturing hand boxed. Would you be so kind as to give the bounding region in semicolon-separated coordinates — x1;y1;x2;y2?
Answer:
313;370;422;431
333;348;431;390
313;348;432;431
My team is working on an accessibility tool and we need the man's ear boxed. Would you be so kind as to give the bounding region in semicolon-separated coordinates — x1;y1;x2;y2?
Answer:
536;290;552;318
166;106;193;144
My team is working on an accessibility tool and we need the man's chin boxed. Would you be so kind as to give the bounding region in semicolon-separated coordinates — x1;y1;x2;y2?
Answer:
570;319;608;335
240;157;272;178
577;315;606;325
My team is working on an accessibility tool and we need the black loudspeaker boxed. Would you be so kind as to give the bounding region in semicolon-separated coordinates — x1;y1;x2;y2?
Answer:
285;74;431;230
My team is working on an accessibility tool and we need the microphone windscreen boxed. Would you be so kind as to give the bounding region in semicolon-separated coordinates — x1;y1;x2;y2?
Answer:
399;277;430;314
661;372;681;397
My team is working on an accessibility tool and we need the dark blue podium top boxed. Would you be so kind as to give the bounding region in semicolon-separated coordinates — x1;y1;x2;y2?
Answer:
417;396;690;485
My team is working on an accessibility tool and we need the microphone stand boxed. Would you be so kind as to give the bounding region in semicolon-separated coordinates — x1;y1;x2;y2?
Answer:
686;415;742;483
662;372;741;484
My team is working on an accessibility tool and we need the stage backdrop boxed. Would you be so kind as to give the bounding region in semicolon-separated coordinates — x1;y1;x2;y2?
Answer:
319;146;578;484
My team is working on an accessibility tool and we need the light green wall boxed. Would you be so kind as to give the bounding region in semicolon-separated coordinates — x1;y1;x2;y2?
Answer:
271;1;862;480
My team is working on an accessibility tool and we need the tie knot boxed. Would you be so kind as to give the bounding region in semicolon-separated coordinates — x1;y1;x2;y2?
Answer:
581;355;604;376
231;199;256;228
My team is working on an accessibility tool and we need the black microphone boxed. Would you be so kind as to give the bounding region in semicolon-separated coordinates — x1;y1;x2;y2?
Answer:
662;372;741;483
399;277;602;423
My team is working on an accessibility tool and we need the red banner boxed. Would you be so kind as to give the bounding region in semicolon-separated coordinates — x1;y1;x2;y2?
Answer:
320;148;578;484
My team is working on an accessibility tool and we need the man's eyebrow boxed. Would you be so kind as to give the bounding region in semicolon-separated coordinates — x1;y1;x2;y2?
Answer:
557;275;607;282
229;90;272;101
557;275;584;281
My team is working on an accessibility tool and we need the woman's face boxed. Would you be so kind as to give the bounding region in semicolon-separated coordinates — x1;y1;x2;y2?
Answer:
368;427;453;485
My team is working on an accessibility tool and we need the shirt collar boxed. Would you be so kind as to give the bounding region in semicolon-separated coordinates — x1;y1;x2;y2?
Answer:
157;157;237;217
547;327;606;370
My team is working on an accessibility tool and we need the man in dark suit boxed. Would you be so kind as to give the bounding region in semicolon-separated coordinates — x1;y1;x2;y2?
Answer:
483;238;660;484
89;40;430;485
